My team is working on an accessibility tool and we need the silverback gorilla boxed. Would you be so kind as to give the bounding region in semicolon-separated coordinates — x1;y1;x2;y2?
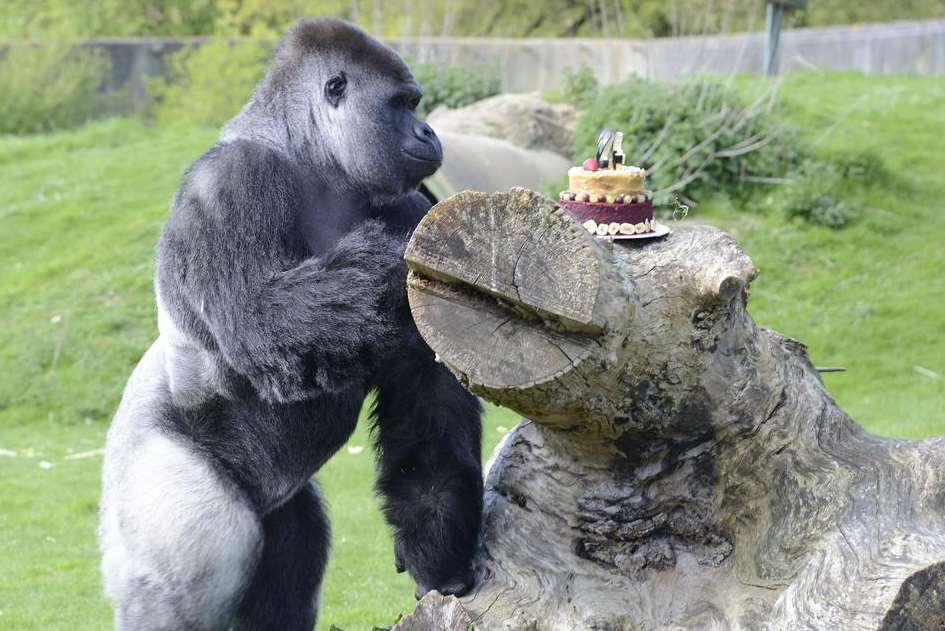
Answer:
99;18;483;630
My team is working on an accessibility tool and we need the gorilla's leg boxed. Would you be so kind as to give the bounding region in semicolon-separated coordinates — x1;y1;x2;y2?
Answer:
371;332;483;598
233;482;330;631
102;433;262;631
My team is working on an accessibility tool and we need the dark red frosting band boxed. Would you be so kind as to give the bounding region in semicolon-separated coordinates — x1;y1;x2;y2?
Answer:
560;200;653;224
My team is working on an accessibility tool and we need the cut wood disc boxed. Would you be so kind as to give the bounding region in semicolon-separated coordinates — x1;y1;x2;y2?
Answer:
405;188;606;390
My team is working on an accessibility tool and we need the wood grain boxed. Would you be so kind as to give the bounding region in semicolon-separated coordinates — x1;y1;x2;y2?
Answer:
401;189;945;630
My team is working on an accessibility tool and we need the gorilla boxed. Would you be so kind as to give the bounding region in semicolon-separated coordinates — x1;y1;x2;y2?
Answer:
99;18;483;630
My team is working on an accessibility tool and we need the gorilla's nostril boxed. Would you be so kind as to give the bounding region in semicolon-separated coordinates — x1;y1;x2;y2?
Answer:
415;121;435;140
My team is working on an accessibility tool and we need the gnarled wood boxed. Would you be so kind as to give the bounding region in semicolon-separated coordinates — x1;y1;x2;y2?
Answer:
401;188;945;630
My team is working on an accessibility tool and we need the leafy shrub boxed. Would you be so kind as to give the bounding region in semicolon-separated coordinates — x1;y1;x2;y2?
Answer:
0;43;114;135
412;61;502;118
572;78;800;204
831;148;891;185
149;39;270;127
560;65;599;107
149;44;499;127
777;159;856;229
785;191;853;229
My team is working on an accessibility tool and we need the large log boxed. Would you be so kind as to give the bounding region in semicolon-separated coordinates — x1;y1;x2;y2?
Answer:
395;188;945;631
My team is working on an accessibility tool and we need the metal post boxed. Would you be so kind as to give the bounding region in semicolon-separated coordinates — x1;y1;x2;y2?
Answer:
764;2;784;77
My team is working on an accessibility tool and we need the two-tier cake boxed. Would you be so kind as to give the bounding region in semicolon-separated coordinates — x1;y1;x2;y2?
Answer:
558;129;662;239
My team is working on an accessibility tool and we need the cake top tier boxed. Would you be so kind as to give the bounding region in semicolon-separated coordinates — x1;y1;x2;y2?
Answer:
568;164;646;195
567;129;647;195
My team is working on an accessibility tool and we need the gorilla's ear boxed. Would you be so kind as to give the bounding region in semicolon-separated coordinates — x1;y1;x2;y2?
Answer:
324;72;347;108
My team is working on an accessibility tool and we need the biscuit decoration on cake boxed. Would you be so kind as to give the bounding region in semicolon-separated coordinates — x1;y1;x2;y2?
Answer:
559;128;668;240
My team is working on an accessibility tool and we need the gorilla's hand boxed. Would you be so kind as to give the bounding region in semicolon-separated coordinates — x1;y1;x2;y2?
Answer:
383;459;482;600
394;538;476;600
324;218;408;311
413;568;476;601
203;216;410;399
324;219;406;280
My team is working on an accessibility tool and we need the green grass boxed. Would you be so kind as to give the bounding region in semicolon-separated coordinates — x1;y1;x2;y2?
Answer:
0;72;943;629
698;72;945;438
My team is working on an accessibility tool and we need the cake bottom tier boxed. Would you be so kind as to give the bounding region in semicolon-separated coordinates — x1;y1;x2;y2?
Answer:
560;200;655;236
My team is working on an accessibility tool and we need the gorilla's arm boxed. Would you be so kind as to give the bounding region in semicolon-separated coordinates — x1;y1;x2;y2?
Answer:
158;141;405;402
371;331;484;597
370;191;484;597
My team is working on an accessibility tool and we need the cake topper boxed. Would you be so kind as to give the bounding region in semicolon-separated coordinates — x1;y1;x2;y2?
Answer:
596;128;626;170
612;132;625;167
596;128;615;169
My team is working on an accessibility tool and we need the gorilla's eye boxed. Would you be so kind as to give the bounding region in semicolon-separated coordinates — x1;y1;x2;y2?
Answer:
324;72;347;107
397;89;422;112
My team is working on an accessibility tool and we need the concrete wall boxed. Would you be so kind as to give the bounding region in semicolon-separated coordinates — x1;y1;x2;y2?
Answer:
72;19;945;108
392;20;945;91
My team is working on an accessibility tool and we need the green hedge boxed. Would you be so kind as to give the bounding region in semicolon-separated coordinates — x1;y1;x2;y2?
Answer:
573;76;799;204
147;39;271;128
569;75;889;228
412;61;503;118
148;43;501;127
0;43;114;135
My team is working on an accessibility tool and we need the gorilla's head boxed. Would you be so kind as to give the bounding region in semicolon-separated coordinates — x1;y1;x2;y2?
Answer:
237;19;442;203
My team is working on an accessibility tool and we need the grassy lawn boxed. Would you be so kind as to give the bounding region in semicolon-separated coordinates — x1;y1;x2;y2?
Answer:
701;72;945;437
1;72;943;630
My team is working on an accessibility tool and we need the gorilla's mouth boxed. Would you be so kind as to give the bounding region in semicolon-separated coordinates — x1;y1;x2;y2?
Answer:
404;189;607;391
401;148;441;164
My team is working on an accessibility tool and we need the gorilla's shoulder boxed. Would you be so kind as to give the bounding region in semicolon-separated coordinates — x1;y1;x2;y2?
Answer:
186;141;298;196
173;141;302;221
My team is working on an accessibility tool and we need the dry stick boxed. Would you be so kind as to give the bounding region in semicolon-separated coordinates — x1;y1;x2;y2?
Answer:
652;80;784;191
637;120;674;166
648;105;735;175
715;134;776;159
739;176;790;185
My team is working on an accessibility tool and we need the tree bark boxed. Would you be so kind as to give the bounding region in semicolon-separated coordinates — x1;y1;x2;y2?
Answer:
394;188;945;631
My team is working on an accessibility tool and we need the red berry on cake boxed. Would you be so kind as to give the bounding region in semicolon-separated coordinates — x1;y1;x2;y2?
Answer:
582;158;599;172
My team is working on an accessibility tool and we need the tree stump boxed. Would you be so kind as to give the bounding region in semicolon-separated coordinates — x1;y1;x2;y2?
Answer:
397;188;945;631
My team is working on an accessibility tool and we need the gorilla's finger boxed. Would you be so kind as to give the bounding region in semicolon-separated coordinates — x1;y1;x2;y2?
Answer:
436;568;476;597
414;583;432;601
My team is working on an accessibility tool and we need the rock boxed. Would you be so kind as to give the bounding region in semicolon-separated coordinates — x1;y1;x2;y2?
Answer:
427;93;577;157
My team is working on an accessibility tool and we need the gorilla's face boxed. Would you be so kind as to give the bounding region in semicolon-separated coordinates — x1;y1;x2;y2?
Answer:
313;62;442;202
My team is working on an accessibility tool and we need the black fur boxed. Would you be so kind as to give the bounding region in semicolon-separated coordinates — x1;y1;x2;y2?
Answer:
233;483;330;630
104;17;482;631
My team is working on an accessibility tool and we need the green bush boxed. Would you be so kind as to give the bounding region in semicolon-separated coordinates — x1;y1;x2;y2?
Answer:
777;158;861;229
0;43;114;135
572;77;893;228
560;65;599;107
149;39;270;127
413;61;502;118
573;77;799;204
784;190;853;229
